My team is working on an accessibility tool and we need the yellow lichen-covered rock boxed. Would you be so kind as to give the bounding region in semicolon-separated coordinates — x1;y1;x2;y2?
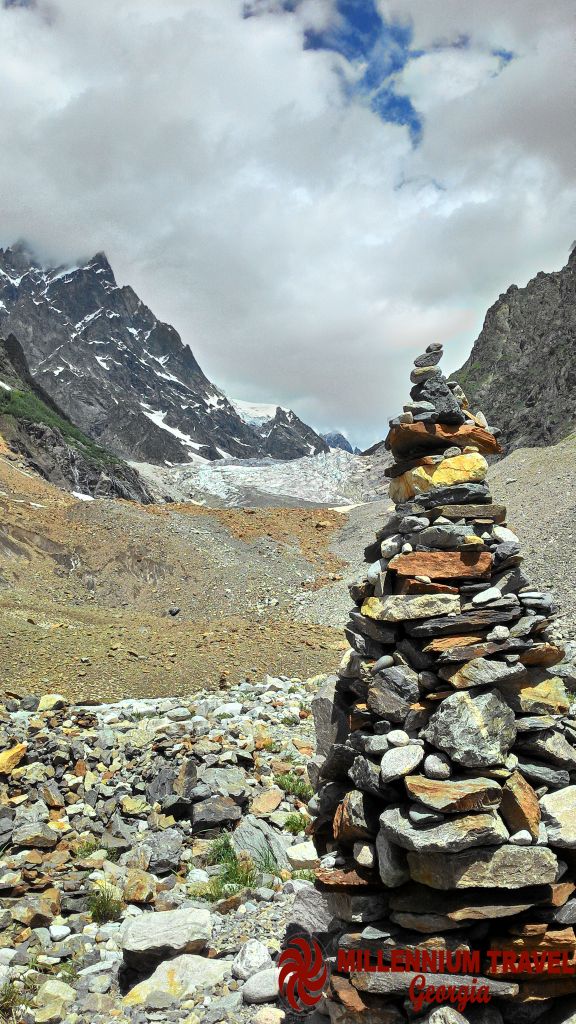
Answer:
123;955;230;1006
362;593;460;622
0;742;27;775
389;453;488;503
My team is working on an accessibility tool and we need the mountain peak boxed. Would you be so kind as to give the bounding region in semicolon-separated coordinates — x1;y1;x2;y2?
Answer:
0;246;328;465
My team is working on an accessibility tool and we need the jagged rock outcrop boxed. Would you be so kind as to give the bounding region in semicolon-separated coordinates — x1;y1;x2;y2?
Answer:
452;246;576;451
0;244;328;464
0;333;153;502
301;343;576;1022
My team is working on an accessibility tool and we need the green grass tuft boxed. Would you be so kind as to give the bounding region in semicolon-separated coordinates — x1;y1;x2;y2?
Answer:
88;883;123;924
274;772;314;802
284;812;308;836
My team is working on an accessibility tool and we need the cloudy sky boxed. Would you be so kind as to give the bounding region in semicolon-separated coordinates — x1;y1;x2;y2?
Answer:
0;0;574;447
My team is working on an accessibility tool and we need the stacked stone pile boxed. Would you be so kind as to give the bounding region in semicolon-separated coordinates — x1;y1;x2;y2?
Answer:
308;345;576;1023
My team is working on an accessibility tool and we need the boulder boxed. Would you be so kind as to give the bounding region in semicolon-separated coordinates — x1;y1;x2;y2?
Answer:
286;841;320;870
408;845;559;889
231;815;290;869
361;593;460;623
121;907;211;968
123;954;229;1007
422;691;517;768
379;805;509;853
232;939;274;981
242;967;280;1005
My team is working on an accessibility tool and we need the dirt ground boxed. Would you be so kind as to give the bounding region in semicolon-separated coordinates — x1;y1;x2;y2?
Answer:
0;454;347;702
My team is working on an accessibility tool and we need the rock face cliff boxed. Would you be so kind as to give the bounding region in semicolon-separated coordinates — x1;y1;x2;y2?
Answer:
0;333;153;501
0;244;328;464
452;247;576;451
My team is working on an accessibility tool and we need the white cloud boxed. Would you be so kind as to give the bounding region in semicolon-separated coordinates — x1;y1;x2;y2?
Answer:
0;0;573;447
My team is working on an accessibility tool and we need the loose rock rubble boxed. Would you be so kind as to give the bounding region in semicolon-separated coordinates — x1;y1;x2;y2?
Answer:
307;345;576;1022
0;675;327;1023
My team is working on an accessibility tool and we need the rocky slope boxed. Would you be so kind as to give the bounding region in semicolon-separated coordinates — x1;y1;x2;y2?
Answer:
452;246;576;451
0;676;326;1024
0;244;328;465
0;447;347;702
0;334;153;502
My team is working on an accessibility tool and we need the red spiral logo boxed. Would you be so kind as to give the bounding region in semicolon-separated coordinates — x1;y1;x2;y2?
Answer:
278;936;329;1013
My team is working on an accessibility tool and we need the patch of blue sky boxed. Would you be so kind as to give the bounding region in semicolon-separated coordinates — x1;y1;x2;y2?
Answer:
244;1;514;145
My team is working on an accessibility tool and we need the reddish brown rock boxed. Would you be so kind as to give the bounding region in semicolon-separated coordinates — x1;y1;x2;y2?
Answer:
396;578;459;595
386;422;502;458
520;644;565;667
250;788;283;816
389;550;492;581
405;774;502;814
500;771;541;840
329;976;403;1024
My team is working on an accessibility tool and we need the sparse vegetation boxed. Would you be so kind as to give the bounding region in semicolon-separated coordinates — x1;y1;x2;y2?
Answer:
0;980;33;1023
75;838;101;859
0;387;122;467
291;869;316;882
284;812;308;835
274;772;314;802
88;883;123;924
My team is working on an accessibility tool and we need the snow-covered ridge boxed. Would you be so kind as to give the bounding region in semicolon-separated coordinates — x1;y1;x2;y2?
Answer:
230;397;284;426
0;245;329;465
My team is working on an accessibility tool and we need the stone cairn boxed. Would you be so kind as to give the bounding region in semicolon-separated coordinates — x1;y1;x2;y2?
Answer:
308;343;576;1023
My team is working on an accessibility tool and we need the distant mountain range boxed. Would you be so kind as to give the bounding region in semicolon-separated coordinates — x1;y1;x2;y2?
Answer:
0;245;328;465
452;246;575;451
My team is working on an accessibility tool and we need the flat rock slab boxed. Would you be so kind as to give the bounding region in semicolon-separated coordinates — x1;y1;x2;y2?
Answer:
516;731;576;770
121;907;211;968
351;969;517;998
329;976;404;1024
389;453;488;503
379;805;508;853
428;503;507;522
422;690;517;768
388;882;571;921
361;593;460;623
389;550;492;581
440;657;526;690
405;775;502;814
386;422;501;458
436;638;529;662
408;844;559;889
406;607;519;638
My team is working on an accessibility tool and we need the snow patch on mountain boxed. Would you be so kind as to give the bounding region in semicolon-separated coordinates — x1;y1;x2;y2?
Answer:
229;397;285;426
